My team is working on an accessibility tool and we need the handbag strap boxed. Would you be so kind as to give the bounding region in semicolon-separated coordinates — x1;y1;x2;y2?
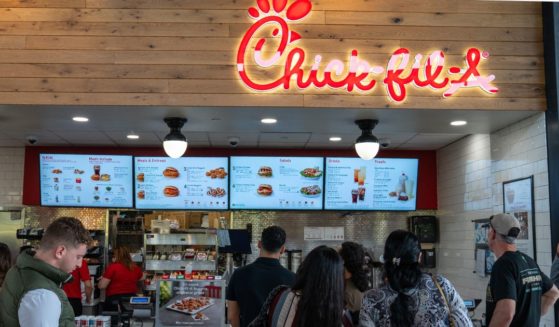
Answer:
431;274;454;326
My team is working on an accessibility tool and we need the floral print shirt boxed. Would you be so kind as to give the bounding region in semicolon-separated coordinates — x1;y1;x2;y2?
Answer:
359;273;472;327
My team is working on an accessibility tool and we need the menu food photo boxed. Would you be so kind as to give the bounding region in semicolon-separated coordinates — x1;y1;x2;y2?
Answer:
324;157;418;210
135;157;228;210
230;156;324;210
157;280;225;326
40;154;133;208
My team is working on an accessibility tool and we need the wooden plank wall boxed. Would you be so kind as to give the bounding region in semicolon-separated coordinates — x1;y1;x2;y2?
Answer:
0;0;545;110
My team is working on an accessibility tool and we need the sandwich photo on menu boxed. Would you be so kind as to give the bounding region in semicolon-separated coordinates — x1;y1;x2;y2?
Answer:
257;166;273;177
163;167;180;178
257;184;273;196
163;186;180;197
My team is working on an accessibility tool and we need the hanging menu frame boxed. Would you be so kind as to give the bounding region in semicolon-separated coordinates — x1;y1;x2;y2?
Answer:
134;156;230;211
229;156;326;211
39;153;134;209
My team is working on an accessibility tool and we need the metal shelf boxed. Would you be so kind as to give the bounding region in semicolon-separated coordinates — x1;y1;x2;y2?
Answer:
145;233;216;246
144;260;216;271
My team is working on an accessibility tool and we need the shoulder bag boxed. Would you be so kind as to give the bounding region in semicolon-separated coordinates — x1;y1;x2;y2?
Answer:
431;274;455;327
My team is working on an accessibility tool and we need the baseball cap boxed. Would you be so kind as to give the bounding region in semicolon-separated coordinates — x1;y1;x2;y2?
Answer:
487;213;520;238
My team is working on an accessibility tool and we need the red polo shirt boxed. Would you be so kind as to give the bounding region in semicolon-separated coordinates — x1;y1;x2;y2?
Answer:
63;259;91;299
103;262;142;297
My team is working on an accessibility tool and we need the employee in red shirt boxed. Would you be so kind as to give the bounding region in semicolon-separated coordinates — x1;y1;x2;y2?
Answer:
63;259;93;316
98;245;143;311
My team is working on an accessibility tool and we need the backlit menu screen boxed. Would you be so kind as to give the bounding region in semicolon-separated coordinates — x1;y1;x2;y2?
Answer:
230;156;324;210
40;154;133;208
134;157;229;210
324;157;418;211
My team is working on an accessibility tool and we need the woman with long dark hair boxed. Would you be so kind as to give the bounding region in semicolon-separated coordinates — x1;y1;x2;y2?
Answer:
0;242;12;289
360;230;471;327
339;241;370;321
250;245;351;327
98;245;143;311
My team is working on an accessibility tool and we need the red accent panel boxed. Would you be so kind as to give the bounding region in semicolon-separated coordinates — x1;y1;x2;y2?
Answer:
23;146;437;209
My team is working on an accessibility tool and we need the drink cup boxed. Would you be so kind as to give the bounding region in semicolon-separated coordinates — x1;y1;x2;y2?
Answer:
93;165;100;175
358;167;366;185
405;179;414;198
351;189;358;203
353;169;359;183
359;187;365;201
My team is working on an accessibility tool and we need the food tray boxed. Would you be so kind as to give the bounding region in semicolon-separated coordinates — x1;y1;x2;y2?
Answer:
166;297;214;315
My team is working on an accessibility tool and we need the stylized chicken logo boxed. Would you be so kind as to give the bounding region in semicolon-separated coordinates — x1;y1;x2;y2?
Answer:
237;0;311;89
236;0;498;101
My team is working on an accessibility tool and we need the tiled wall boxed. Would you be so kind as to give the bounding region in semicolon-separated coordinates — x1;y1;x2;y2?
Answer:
0;147;24;207
230;210;437;263
436;113;553;325
24;206;107;230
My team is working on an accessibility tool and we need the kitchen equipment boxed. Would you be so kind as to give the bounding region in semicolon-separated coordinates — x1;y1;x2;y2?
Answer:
279;252;288;269
289;250;302;273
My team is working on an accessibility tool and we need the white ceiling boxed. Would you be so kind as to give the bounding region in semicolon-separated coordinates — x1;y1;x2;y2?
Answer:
0;105;538;150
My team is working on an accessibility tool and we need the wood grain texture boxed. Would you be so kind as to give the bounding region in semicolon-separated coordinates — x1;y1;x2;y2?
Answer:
84;0;539;14
0;0;545;110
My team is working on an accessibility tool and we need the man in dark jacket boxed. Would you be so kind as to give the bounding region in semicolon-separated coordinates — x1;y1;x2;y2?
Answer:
227;226;295;327
0;217;91;327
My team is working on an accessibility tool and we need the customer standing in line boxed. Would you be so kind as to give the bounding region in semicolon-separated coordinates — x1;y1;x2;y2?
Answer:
339;241;370;324
249;245;352;327
227;226;295;327
0;217;91;326
98;245;143;311
62;258;93;316
360;230;471;327
0;242;12;290
485;213;559;327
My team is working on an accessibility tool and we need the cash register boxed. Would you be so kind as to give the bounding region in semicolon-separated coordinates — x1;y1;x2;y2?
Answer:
463;299;481;312
117;296;154;326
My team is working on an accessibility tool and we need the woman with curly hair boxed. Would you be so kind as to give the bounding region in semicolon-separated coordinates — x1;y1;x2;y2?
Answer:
339;241;370;320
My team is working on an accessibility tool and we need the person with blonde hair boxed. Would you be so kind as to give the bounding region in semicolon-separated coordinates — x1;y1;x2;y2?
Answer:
98;245;142;311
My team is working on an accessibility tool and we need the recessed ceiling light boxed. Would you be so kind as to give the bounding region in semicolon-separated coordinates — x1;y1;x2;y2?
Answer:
329;136;342;142
127;134;140;140
450;120;467;126
261;118;277;124
72;116;89;122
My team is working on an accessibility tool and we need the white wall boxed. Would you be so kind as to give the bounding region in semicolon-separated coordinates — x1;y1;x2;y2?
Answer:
0;147;24;207
436;113;553;326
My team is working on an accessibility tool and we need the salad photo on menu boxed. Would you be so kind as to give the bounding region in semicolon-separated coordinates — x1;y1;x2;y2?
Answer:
300;185;321;197
300;167;323;179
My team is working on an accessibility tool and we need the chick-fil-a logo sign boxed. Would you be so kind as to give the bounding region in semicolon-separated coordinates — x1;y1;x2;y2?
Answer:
236;0;498;102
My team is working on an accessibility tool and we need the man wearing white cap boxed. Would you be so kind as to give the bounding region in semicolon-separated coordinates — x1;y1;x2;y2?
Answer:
485;213;559;327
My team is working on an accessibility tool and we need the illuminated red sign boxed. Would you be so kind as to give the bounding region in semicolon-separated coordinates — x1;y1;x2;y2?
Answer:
236;0;498;102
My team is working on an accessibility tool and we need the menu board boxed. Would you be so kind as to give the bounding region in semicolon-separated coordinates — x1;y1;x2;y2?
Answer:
40;154;133;208
135;157;228;210
324;157;418;211
230;156;324;210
